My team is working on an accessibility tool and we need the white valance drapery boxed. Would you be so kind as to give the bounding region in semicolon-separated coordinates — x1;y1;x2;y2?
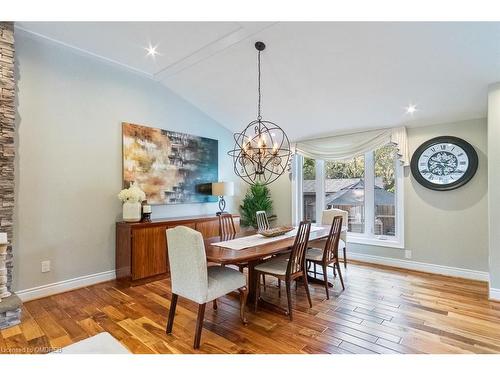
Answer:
294;126;410;166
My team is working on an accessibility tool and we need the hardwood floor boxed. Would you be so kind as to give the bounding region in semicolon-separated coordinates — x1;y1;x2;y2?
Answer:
2;261;500;354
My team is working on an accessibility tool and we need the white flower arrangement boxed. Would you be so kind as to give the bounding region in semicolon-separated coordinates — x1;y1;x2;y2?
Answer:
118;183;146;203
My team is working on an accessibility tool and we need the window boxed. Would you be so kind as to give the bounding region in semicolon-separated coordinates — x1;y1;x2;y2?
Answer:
324;155;365;234
302;158;317;223
374;145;397;237
294;143;404;248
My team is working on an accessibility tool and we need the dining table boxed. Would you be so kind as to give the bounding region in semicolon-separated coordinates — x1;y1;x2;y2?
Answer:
204;224;339;316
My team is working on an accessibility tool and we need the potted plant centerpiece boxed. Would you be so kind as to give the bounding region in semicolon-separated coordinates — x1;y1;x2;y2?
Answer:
239;183;276;229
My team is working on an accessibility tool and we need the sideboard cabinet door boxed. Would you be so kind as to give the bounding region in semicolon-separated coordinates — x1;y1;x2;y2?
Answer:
195;220;220;238
131;226;167;280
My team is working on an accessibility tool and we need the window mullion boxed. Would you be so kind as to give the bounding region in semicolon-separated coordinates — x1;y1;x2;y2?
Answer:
315;159;325;224
364;151;375;236
291;154;303;225
395;159;405;244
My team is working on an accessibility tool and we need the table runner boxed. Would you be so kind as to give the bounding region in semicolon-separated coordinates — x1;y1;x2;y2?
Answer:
211;226;324;250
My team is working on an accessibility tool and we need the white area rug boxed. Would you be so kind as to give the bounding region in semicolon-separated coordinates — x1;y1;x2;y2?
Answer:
57;332;130;354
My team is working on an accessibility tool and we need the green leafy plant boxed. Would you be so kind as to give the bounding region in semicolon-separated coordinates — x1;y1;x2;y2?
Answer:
239;183;275;228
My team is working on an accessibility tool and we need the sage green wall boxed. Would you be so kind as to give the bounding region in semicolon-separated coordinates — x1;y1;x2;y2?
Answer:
270;118;488;272
13;32;244;292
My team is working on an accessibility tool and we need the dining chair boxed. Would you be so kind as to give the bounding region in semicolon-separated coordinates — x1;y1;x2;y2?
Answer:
254;220;312;320
255;210;272;290
306;215;345;299
217;212;269;291
256;210;270;232
322;208;348;268
165;226;248;349
219;213;237;241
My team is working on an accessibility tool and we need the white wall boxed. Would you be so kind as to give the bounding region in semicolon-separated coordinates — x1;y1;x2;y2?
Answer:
488;83;500;294
269;118;489;274
13;32;244;292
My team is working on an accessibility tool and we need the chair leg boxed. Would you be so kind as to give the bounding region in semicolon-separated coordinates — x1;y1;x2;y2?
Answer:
322;263;330;300
263;274;266;292
193;303;206;349
343;247;347;268
238;286;248;324
336;262;345;290
254;271;260;312
285;280;293;321
303;273;313;308
213;299;218;310
166;293;178;334
314;263;317;278
278;279;281;298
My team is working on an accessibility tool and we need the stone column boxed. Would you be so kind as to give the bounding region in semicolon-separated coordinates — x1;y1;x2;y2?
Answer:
0;21;21;329
0;238;10;299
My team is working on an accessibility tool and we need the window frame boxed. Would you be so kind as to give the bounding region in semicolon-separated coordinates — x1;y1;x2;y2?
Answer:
293;148;405;249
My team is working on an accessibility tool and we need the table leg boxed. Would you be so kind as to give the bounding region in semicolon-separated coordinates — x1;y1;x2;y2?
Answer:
247;260;258;304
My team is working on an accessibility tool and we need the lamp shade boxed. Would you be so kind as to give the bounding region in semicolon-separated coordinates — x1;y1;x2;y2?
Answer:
212;181;234;196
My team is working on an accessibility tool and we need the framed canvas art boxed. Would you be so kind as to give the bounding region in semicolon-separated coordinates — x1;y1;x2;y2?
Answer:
122;122;218;204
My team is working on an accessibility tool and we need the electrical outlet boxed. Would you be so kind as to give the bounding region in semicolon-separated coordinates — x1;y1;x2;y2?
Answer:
405;250;412;259
41;260;51;273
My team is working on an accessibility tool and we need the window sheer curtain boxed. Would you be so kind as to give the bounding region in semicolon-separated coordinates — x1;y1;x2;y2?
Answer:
294;126;409;166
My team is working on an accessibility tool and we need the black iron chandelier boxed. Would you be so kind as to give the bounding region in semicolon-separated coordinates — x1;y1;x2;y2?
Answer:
228;41;292;186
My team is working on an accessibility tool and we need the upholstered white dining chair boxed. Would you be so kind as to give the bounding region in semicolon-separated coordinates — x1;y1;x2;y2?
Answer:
256;210;270;232
166;226;248;349
322;209;348;268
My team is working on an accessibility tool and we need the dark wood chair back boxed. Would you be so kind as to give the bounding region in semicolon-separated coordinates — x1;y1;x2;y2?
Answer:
256;210;270;232
286;220;311;276
219;213;237;241
323;215;343;263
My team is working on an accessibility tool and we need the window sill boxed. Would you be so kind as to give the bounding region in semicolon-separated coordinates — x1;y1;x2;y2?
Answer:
346;234;404;249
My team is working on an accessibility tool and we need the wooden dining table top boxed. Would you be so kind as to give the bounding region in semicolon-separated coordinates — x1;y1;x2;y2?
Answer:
205;224;333;265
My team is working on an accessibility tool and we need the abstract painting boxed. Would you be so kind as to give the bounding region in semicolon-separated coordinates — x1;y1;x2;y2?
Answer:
122;122;218;204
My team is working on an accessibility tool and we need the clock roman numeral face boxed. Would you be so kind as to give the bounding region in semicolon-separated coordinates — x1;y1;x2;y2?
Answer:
417;143;469;185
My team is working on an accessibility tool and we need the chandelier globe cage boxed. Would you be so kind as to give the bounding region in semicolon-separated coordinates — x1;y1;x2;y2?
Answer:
228;41;292;186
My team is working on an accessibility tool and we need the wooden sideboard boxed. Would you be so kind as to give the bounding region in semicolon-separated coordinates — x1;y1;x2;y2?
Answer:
116;214;240;283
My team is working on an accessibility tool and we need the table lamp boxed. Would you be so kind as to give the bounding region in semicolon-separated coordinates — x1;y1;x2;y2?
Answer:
212;181;234;215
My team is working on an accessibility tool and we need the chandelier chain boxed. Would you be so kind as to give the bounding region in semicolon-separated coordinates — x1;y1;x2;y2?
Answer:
257;50;262;121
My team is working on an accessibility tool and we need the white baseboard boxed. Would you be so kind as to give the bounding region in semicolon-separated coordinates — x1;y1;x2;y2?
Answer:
348;252;489;282
11;256;493;301
15;270;116;302
489;288;500;301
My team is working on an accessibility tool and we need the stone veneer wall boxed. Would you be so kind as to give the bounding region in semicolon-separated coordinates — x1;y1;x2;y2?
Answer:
0;21;21;330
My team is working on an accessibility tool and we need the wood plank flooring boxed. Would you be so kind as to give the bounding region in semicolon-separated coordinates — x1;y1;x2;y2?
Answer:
2;261;500;354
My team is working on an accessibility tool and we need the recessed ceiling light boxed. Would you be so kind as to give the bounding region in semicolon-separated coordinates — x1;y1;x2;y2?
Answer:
145;44;159;58
405;104;417;115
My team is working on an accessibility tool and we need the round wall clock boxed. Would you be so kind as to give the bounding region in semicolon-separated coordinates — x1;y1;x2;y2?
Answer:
410;136;478;191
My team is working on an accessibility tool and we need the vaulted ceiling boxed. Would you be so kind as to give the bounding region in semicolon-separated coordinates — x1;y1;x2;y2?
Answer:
16;22;500;140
